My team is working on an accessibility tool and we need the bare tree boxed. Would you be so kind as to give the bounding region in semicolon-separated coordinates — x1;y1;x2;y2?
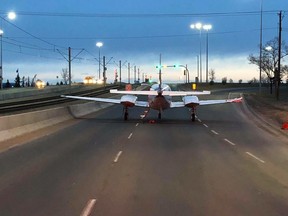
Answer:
248;37;288;93
61;68;70;85
209;69;216;84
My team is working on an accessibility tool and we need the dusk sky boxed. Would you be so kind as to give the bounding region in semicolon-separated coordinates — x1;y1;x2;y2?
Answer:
0;0;288;84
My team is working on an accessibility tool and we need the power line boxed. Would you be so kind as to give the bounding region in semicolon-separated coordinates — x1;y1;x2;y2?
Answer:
0;10;280;18
5;27;278;41
1;16;68;51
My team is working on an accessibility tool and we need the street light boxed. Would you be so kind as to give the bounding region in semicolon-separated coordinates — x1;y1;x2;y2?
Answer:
7;12;17;20
96;42;103;80
190;22;212;83
203;24;212;83
190;23;203;83
0;11;16;89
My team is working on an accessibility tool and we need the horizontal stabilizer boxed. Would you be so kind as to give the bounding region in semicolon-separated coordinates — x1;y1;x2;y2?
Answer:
110;89;210;96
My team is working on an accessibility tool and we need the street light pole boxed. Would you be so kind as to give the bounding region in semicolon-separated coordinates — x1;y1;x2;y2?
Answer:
191;23;212;83
203;24;212;83
0;11;17;90
197;55;199;83
0;29;3;89
96;42;103;81
190;23;203;83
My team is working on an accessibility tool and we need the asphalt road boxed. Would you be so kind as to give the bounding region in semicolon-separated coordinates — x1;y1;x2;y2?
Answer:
0;91;288;216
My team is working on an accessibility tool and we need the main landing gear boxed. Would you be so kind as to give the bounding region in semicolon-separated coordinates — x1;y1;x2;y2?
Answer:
191;107;196;122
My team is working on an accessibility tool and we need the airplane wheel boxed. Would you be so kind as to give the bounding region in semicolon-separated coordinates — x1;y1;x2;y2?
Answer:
124;112;128;120
191;113;195;122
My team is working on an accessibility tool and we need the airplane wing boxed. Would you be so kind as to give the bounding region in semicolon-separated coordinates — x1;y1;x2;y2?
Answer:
61;95;149;107
110;89;210;96
61;95;122;104
170;97;242;108
199;97;243;106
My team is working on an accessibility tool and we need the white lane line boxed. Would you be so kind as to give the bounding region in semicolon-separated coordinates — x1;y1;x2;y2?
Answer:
80;199;97;216
114;151;123;163
203;124;208;128
224;138;236;146
197;119;202;123
246;152;265;164
136;123;139;127
211;130;219;135
128;133;133;139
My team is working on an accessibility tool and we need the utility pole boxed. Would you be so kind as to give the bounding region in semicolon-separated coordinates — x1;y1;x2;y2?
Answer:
57;46;84;92
138;68;140;83
186;64;189;83
259;0;263;94
128;63;130;84
134;65;136;83
119;60;122;86
103;56;106;86
159;54;162;88
276;10;283;100
205;32;209;83
68;47;71;91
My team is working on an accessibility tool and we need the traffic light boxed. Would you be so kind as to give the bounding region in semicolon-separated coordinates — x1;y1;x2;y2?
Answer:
173;64;180;68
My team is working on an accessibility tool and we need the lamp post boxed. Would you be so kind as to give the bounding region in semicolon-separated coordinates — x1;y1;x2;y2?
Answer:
190;22;212;83
0;29;3;89
190;23;203;83
203;24;212;83
96;42;103;81
0;11;16;89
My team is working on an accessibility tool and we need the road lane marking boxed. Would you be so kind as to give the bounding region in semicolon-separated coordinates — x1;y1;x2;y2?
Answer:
80;199;97;216
128;133;133;139
197;119;202;123
224;138;236;146
203;124;208;128
114;151;123;163
136;123;139;127
211;130;219;135
246;152;265;163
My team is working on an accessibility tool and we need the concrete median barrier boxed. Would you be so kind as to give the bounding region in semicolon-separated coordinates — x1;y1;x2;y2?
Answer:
68;102;113;118
0;102;113;143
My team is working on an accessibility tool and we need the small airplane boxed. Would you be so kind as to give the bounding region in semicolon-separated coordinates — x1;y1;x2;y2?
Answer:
61;83;242;121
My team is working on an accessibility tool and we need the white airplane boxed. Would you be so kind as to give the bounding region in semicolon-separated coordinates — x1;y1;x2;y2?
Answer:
61;83;242;121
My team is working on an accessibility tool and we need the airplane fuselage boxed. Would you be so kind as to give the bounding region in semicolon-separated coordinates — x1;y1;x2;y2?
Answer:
148;84;172;111
148;94;171;111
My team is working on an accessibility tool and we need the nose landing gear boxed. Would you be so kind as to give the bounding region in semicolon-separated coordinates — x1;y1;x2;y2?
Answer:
124;107;128;120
